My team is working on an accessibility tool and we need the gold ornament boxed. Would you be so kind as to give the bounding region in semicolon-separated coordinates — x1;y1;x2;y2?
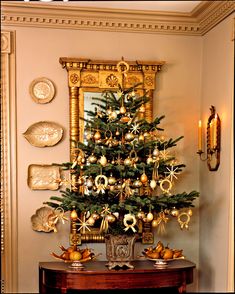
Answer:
91;212;100;220
171;208;179;217
109;111;117;121
125;132;135;142
100;205;111;233
137;210;145;219
94;175;108;194
160;178;172;195
106;214;116;223
124;156;132;166
187;209;193;216
178;212;191;230
108;175;116;185
71;148;85;169
123;214;137;233
165;165;180;182
105;130;113;147
147;155;153;165
140;173;148;184
154;211;169;235
152;148;159;157
120;115;130;123
120;105;126;114
94;130;101;141
133;179;142;188
151;219;159;228
99;155;108;167
138;133;145;142
150;179;157;190
115;129;120;136
117;60;130;75
146;212;154;222
86;216;95;226
88;154;97;164
130;149;138;167
76;214;92;234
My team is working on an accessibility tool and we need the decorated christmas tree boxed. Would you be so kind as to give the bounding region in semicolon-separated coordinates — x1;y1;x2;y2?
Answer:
45;81;199;244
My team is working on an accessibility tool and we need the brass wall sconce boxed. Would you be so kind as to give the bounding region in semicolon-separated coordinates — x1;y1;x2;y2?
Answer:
197;105;221;171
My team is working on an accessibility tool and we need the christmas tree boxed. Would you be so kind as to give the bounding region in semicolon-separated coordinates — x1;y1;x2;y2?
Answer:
45;82;199;241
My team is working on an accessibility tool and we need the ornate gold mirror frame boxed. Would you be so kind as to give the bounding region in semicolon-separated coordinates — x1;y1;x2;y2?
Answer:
59;57;165;242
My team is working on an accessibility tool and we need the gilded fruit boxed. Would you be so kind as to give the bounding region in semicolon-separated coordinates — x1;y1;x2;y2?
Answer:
70;251;82;261
155;241;164;253
161;248;173;260
147;251;160;259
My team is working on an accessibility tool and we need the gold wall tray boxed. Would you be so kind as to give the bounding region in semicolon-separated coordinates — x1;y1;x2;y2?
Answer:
29;77;55;104
23;121;64;147
28;164;60;190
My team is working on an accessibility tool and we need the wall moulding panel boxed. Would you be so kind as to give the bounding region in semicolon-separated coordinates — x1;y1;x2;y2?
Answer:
1;30;18;294
2;1;235;36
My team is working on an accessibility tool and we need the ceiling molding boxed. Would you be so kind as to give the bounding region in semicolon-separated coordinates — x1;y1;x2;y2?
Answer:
1;1;235;36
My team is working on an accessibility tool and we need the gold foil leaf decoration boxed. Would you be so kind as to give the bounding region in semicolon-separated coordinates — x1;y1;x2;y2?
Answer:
23;121;63;147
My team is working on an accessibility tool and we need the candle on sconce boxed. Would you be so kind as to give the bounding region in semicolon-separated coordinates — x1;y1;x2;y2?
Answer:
213;114;217;149
209;121;213;149
198;120;202;151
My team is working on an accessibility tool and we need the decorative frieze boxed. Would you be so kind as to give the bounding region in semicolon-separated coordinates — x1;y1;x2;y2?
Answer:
2;1;234;36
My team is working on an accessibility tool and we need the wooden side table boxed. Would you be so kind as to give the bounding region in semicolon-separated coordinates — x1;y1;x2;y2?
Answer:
39;260;195;294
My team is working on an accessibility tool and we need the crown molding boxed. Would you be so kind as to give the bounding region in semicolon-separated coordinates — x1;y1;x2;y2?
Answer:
1;1;235;36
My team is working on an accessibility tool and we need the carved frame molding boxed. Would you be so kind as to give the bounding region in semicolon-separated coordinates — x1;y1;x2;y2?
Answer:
1;30;18;293
59;57;165;160
2;1;235;36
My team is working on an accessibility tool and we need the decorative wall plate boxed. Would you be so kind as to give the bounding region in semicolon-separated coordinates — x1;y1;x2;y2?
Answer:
23;121;64;147
29;77;55;103
31;206;56;233
28;164;60;190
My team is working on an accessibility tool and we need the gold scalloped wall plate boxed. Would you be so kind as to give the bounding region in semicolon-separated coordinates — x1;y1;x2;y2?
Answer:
31;206;55;232
28;164;60;190
23;121;64;147
29;77;55;104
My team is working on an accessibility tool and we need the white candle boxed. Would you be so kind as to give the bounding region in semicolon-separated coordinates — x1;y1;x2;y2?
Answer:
209;121;213;149
213;114;217;149
198;120;202;151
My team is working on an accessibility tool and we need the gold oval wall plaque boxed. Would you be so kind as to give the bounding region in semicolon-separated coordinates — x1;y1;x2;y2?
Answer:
23;121;64;147
29;77;55;103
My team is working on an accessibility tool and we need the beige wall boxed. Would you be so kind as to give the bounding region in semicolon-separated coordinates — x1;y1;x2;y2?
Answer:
3;15;234;293
1;24;202;293
199;13;234;292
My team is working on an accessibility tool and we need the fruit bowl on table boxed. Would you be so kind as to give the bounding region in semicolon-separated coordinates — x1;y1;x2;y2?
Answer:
51;245;101;268
142;241;185;268
142;252;185;268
